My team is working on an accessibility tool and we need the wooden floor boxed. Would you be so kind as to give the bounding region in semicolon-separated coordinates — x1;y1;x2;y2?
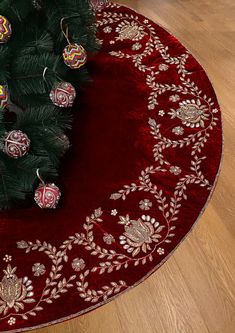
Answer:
35;1;235;332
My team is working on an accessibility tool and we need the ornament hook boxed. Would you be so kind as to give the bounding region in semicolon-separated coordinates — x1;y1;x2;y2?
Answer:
36;169;45;185
43;67;48;81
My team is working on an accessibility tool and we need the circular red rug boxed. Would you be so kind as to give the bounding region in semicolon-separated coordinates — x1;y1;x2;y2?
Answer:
0;3;223;332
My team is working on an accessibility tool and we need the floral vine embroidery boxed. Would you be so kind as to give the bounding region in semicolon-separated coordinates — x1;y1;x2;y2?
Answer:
0;3;219;326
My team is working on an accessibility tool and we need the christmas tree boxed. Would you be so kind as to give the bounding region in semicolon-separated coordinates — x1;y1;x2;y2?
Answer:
0;0;97;209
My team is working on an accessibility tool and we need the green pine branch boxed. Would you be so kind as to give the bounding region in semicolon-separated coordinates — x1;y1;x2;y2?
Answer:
0;0;98;209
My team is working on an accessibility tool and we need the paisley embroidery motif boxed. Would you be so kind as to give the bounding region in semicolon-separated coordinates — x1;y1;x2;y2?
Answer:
0;265;35;315
116;20;146;41
119;215;165;257
168;99;209;128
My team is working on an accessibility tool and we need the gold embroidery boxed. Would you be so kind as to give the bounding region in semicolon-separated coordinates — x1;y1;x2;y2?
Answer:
0;4;219;326
103;233;115;245
139;199;153;211
168;99;209;128
0;265;35;315
172;126;184;136
3;255;12;263
169;166;182;176
71;258;86;272
116;20;146;41
8;317;16;326
32;263;46;277
119;215;165;257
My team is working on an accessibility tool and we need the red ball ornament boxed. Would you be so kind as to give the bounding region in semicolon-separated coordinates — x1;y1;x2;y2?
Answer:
0;15;12;43
0;85;8;109
34;182;61;209
63;44;87;69
50;82;76;108
3;130;30;158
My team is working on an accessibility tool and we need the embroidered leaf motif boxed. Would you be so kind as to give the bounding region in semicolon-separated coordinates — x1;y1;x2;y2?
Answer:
110;193;122;200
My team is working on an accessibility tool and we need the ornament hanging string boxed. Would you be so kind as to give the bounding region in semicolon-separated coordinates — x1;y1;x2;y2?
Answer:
60;15;81;45
60;17;72;45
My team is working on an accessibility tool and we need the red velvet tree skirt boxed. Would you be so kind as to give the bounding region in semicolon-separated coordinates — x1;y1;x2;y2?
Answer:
0;3;223;332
